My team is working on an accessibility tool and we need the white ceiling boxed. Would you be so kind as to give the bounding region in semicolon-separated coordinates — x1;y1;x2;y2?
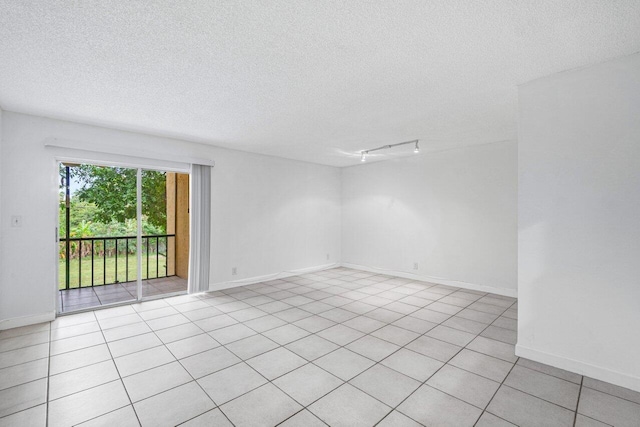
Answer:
1;1;640;167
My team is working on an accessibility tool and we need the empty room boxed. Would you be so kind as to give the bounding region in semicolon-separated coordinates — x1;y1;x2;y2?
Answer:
0;1;639;426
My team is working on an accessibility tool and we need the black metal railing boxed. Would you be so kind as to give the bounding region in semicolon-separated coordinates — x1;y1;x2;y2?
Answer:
59;234;175;289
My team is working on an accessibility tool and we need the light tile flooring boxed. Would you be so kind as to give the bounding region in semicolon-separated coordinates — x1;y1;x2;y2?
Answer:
60;276;188;312
1;268;639;426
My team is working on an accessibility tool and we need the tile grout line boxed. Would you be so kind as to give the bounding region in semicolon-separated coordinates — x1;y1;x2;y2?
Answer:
203;297;571;427
2;272;502;426
253;278;506;426
0;347;50;371
45;322;51;427
478;301;591;417
63;299;221;426
200;292;350;424
4;271;502;425
471;300;582;422
473;359;520;426
0;273;501;346
573;375;584;427
0;333;54;421
0;288;501;350
47;298;189;415
472;301;521;426
135;274;456;425
372;295;514;426
215;276;425;425
0;272;620;426
131;300;237;427
94;309;144;427
10;268;635;426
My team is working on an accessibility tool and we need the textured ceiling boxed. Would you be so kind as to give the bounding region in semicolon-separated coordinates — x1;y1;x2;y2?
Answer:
1;1;640;166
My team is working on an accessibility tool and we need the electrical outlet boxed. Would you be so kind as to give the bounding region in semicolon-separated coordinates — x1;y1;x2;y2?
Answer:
232;267;237;275
11;215;22;227
413;263;419;270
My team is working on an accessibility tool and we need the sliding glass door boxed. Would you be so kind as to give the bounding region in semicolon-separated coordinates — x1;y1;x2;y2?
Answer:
58;163;139;312
57;163;189;313
141;169;189;299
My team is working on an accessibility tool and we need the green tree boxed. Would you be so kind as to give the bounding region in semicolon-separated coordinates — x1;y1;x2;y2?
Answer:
63;165;167;231
58;197;99;237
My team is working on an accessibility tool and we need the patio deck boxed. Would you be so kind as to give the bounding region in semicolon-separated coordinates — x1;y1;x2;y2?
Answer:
59;276;187;313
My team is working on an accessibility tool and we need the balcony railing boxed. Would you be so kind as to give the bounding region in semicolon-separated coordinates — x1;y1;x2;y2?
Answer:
59;234;176;289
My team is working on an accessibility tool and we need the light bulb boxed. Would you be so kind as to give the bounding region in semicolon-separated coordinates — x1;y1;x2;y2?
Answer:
414;142;420;153
361;152;367;162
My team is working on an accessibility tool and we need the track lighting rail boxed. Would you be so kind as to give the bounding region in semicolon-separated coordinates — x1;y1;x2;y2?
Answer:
360;139;419;162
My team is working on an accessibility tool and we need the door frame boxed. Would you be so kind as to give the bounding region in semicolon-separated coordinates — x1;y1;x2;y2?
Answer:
54;156;191;315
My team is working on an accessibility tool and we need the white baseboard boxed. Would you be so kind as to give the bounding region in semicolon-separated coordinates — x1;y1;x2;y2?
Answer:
340;262;517;298
516;344;640;393
208;262;340;292
0;310;56;331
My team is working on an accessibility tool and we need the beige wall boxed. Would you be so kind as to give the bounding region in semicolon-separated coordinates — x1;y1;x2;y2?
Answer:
166;173;189;279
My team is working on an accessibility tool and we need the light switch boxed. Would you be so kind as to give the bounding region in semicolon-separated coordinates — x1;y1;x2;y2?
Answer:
11;215;22;227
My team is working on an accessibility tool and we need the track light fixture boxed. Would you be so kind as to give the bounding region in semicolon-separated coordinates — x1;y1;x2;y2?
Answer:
359;139;420;163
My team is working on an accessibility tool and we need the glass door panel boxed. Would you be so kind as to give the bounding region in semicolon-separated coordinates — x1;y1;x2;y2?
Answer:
141;169;189;299
58;163;138;313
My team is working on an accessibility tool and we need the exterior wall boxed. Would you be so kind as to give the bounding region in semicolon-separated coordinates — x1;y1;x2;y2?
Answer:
175;173;189;278
166;172;176;277
166;172;189;278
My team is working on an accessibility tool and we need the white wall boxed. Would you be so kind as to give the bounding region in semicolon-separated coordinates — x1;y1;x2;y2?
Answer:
0;112;59;327
0;112;341;328
517;53;640;391
0;107;3;315
209;148;341;288
341;141;517;296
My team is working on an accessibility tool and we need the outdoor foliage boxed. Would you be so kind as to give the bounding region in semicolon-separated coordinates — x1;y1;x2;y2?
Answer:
58;164;168;261
62;165;167;230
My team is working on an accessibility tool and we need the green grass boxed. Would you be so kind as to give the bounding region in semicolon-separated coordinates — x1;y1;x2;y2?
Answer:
59;253;169;290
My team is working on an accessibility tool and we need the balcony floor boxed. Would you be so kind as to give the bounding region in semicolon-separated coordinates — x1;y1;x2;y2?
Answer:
59;276;187;313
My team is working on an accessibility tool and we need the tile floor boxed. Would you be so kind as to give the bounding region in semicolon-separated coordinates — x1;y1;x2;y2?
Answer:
2;267;639;426
59;276;188;312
